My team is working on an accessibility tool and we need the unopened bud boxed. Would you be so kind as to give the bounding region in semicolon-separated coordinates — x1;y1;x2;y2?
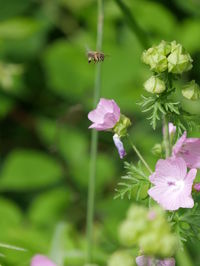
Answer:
167;41;193;74
182;80;200;100
144;76;166;94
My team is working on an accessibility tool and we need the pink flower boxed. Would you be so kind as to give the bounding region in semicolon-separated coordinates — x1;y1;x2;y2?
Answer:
88;98;120;131
148;157;197;211
113;134;126;159
194;183;200;192
168;122;176;136
172;131;200;168
31;255;57;266
136;255;175;266
163;122;176;137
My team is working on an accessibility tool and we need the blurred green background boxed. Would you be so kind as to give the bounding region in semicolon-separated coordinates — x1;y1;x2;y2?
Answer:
0;0;200;265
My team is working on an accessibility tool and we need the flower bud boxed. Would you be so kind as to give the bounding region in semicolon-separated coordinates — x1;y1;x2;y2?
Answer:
142;46;168;73
108;251;135;266
194;183;200;192
156;40;171;56
182;80;200;101
144;76;166;94
113;134;126;159
119;220;139;246
167;41;193;74
151;143;162;157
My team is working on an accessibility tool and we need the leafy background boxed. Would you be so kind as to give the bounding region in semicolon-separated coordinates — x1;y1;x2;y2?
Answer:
0;0;200;265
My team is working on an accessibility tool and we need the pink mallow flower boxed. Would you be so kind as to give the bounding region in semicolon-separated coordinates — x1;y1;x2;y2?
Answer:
136;255;175;266
31;255;57;266
113;133;126;159
172;131;200;169
88;98;120;131
148;157;197;211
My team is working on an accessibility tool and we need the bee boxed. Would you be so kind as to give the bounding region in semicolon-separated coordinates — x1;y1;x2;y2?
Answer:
87;51;106;63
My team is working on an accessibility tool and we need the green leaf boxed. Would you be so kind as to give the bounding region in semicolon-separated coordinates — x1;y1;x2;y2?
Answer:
115;161;150;200
28;187;72;228
0;150;63;191
0;18;41;40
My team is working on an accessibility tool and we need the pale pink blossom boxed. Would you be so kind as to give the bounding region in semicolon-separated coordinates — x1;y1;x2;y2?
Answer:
113;134;126;159
136;255;175;266
88;98;120;131
163;122;176;137
172;131;200;168
168;122;176;136
31;255;57;266
148;157;197;211
194;183;200;192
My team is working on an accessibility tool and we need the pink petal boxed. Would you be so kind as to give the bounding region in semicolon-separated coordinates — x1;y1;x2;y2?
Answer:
136;256;175;266
172;131;187;156
154;158;187;183
88;98;120;130
31;255;57;266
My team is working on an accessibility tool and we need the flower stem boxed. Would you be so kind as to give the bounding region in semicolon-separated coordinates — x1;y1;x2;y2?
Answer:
128;136;153;174
163;115;171;158
86;0;104;264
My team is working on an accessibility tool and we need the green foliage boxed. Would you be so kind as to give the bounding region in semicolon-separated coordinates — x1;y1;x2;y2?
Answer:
139;94;180;130
0;150;63;191
115;161;150;200
0;0;200;265
170;204;200;247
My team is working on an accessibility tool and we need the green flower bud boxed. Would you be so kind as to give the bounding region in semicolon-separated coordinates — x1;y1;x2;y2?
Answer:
118;220;140;246
182;80;200;101
108;250;135;266
127;205;147;221
159;235;178;257
144;76;166;94
167;41;193;74
151;143;162;156
113;114;131;137
142;46;168;73
156;40;171;56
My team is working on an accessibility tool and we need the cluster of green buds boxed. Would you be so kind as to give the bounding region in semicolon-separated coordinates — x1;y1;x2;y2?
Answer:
118;205;178;258
108;250;135;266
142;40;200;100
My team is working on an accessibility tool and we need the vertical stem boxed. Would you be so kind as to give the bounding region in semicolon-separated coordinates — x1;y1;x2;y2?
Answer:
86;0;104;264
163;115;171;158
128;136;152;174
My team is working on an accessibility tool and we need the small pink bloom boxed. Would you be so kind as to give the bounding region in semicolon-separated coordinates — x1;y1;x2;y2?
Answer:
31;255;57;266
136;255;175;266
163;122;176;137
113;133;126;159
148;157;197;211
88;98;120;131
194;183;200;192
172;131;200;168
168;122;176;136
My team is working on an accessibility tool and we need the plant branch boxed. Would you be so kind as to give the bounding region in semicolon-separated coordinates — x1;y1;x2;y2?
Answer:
86;0;104;264
163;115;171;158
128;136;153;174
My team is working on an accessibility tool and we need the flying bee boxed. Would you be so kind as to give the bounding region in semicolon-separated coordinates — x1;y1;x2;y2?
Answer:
87;51;106;63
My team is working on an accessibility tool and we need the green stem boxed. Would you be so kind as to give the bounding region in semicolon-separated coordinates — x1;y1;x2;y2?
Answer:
86;0;104;264
128;136;153;174
163;115;171;158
